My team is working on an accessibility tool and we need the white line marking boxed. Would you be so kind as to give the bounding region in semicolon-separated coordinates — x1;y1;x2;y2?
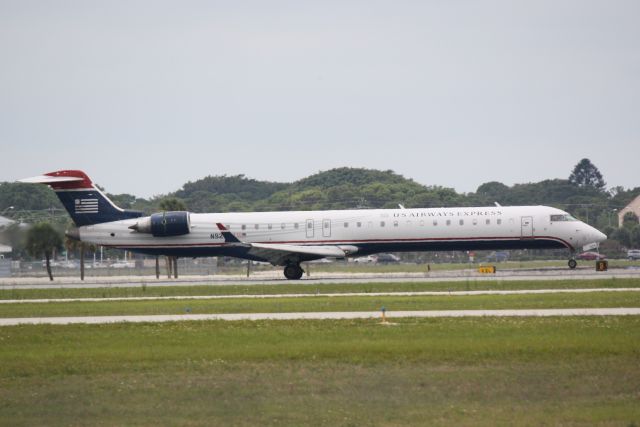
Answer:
1;308;639;326
1;288;639;304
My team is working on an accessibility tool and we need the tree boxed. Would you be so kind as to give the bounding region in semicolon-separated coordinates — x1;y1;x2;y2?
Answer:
476;181;510;203
158;197;187;211
569;158;606;190
25;222;62;281
623;212;639;228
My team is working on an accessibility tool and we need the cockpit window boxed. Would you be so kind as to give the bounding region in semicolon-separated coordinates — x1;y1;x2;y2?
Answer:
550;214;578;222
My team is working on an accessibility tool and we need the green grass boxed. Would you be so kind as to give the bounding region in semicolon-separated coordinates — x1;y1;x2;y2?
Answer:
1;291;640;318
2;278;640;301
1;317;639;426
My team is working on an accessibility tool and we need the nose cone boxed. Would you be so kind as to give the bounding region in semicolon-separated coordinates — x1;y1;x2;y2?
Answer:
587;225;607;244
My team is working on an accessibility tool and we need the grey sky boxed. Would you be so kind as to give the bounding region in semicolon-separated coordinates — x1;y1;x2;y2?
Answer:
1;0;638;198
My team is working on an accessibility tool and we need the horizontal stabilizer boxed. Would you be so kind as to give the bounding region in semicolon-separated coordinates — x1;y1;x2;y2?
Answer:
19;175;84;184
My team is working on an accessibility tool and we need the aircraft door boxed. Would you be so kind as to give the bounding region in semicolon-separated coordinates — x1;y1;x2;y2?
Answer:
306;219;314;238
521;216;533;238
322;219;331;238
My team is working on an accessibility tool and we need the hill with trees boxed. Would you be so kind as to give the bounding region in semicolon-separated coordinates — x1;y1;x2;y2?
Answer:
1;160;639;251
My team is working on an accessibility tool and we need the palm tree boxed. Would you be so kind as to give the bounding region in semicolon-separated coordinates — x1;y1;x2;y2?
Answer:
26;222;62;281
64;231;95;281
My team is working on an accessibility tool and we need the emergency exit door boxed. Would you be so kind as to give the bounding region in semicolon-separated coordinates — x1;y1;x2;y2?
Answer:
521;216;533;238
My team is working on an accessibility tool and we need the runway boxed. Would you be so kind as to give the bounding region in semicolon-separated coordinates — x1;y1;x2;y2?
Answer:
1;287;639;304
2;267;640;289
1;307;639;326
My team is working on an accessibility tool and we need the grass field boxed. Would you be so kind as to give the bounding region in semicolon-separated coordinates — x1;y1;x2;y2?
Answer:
1;291;640;318
2;278;640;301
1;278;640;425
1;317;639;426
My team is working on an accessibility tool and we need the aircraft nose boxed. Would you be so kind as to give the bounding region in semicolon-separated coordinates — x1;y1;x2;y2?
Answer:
596;229;607;242
587;225;607;243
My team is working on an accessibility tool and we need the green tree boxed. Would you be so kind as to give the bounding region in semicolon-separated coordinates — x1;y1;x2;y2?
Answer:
158;197;187;212
622;212;639;228
25;222;63;281
476;181;509;203
569;158;606;190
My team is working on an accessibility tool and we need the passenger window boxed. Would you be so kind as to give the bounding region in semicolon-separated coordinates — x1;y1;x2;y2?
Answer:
307;222;313;229
281;223;286;229
380;221;385;227
459;219;464;226
446;220;451;226
255;224;259;230
344;222;349;228
268;224;272;230
486;219;490;225
241;224;246;230
433;220;438;226
497;219;502;225
294;223;299;229
357;222;362;227
393;221;399;227
472;219;477;225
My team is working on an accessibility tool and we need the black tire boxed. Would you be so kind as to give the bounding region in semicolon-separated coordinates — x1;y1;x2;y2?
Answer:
568;259;577;269
284;264;304;280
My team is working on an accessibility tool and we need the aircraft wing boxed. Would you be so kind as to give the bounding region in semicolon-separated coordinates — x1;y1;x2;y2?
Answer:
215;223;346;265
247;243;346;265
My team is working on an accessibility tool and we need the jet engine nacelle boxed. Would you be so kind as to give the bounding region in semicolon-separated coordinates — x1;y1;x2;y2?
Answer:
129;211;191;237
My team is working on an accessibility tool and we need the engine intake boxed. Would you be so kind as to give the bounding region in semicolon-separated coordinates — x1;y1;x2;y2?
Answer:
129;211;191;237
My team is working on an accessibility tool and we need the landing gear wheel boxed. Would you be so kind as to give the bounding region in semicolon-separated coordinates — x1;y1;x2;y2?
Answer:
568;259;577;269
284;264;304;280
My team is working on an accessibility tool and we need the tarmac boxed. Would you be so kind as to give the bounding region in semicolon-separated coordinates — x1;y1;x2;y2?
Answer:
2;266;640;289
1;307;639;326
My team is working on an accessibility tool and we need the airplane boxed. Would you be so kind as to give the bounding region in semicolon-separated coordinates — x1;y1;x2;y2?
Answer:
19;170;607;279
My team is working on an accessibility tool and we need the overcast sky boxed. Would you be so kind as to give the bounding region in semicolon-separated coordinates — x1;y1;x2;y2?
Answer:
1;0;638;198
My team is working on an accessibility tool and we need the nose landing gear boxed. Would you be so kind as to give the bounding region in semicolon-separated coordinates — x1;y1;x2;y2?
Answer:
284;263;304;280
568;258;577;269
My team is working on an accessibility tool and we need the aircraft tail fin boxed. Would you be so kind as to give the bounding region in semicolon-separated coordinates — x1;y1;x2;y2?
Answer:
19;170;143;226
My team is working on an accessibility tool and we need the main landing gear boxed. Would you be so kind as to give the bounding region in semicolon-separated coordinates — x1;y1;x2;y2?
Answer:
283;263;304;280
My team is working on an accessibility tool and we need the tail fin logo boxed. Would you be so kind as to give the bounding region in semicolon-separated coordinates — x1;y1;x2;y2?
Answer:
74;198;99;214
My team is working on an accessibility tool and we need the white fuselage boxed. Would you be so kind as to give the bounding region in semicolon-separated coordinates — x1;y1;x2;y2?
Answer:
78;205;606;263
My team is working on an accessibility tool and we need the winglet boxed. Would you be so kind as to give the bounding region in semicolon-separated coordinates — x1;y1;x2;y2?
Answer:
216;223;243;243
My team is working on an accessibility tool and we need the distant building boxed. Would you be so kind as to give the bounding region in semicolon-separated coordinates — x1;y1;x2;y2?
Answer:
618;195;640;227
0;215;14;228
